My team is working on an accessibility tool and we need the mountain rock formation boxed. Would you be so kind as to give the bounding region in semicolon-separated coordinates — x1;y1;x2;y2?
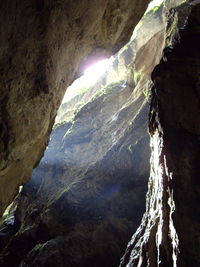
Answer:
0;5;165;266
120;1;200;266
0;0;150;218
0;0;200;266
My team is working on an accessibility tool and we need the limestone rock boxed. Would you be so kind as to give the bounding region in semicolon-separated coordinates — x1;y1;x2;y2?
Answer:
0;0;151;217
0;72;150;267
55;5;165;125
120;2;200;266
0;5;166;265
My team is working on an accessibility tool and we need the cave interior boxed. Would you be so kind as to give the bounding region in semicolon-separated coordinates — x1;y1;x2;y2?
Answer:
0;0;200;266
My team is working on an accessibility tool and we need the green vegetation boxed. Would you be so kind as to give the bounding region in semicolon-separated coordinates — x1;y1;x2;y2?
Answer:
87;80;124;103
75;86;89;96
63;122;74;139
73;102;84;117
0;203;14;225
134;71;142;84
47;179;84;207
53;120;70;130
144;1;163;18
118;42;130;56
166;24;176;46
143;88;151;101
146;5;160;15
105;81;124;92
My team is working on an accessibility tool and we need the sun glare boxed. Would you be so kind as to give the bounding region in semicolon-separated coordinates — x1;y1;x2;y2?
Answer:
83;59;110;84
148;0;163;10
61;59;110;104
62;0;164;104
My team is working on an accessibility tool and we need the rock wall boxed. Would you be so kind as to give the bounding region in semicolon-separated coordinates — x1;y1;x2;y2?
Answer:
0;0;150;217
55;5;165;125
120;1;200;266
2;83;149;267
0;5;165;266
1;0;200;266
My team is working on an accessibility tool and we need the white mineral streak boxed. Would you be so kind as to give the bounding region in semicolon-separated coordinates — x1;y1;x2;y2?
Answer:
126;123;180;267
151;130;164;266
164;154;180;266
167;189;180;267
126;128;164;266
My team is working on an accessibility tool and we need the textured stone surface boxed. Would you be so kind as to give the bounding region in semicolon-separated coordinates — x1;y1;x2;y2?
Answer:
2;0;200;266
0;62;150;267
120;2;200;266
0;6;165;265
55;5;165;125
0;0;151;217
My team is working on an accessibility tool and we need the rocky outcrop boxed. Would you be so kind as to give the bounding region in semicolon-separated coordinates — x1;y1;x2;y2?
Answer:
0;69;150;267
55;4;165;125
2;1;200;266
0;0;151;217
120;1;200;266
0;5;166;266
2;84;149;267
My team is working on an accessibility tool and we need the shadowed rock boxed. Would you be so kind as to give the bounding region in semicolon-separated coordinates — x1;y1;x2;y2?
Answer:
0;0;150;217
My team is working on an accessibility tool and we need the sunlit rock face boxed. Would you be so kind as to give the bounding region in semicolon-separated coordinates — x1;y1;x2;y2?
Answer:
0;6;165;267
55;5;165;125
0;0;151;218
120;2;200;266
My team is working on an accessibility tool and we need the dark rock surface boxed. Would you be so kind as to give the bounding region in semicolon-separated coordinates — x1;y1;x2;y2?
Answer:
120;2;200;266
1;0;200;266
0;75;150;267
55;4;165;125
0;0;150;218
0;6;166;266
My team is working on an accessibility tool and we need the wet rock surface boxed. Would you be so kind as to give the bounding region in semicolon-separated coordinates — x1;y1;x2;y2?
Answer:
120;2;200;266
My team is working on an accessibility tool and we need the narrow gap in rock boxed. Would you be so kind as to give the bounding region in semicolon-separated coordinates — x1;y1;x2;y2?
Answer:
0;1;165;266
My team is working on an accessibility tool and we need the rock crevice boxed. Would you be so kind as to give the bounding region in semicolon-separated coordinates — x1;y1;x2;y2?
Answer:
120;2;200;266
0;0;150;217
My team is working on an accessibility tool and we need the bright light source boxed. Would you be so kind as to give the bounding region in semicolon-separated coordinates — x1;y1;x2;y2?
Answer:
148;0;163;10
60;58;111;104
83;59;109;84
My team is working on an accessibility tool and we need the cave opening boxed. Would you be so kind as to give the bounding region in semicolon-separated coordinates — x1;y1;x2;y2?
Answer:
0;0;199;266
0;0;167;266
